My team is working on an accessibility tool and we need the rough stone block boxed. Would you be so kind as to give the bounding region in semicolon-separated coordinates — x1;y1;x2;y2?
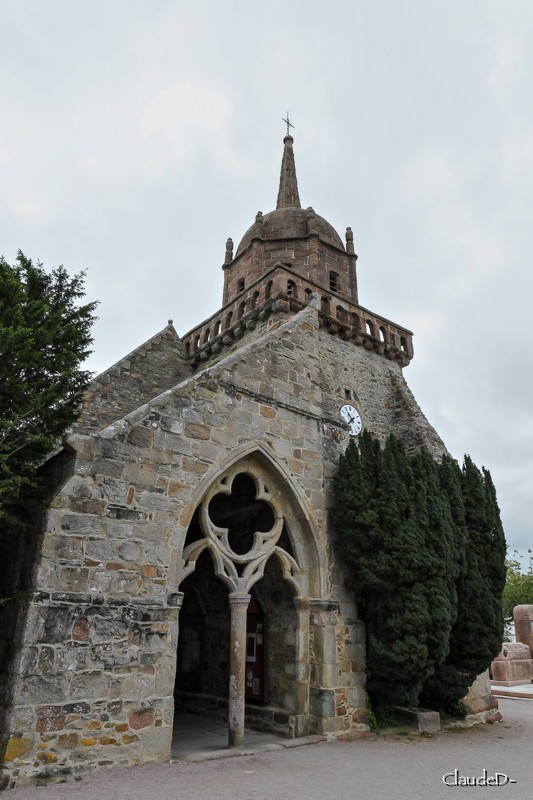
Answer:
127;426;154;448
309;687;335;718
16;674;68;705
93;616;129;641
395;707;441;733
139;726;172;759
3;737;34;762
60;567;89;592
119;672;154;700
183;422;211;440
69;670;111;700
129;707;154;729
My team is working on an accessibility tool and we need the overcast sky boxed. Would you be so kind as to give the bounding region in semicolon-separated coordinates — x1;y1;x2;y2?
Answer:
1;0;532;557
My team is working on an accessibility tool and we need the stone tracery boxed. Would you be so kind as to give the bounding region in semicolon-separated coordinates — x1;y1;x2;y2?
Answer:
179;465;303;596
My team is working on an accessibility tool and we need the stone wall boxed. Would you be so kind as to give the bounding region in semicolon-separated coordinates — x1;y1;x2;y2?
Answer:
259;547;298;712
76;323;192;434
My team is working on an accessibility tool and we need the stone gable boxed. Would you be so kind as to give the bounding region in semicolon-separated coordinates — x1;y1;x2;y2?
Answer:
76;323;191;434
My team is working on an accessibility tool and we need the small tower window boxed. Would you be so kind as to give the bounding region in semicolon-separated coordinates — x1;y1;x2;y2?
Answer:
238;277;245;292
265;280;273;300
238;301;246;319
329;271;339;292
287;280;296;298
214;320;221;336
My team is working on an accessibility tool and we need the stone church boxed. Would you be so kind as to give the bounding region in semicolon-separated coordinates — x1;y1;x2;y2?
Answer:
1;132;498;787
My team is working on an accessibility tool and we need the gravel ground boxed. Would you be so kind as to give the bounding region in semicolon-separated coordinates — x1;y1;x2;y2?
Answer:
6;698;532;800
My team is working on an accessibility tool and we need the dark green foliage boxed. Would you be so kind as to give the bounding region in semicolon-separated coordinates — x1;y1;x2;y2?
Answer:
422;459;506;710
502;550;533;622
0;251;98;514
332;433;507;717
461;460;505;668
420;455;471;708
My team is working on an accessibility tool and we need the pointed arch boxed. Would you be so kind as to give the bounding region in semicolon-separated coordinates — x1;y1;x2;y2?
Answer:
177;444;327;598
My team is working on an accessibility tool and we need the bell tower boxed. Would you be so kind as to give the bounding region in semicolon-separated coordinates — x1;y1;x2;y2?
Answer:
222;133;359;308
183;131;413;369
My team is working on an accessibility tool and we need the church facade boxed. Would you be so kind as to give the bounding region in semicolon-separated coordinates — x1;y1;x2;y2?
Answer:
1;134;497;787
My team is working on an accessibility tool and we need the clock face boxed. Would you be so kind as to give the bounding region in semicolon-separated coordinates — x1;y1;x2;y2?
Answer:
340;403;362;436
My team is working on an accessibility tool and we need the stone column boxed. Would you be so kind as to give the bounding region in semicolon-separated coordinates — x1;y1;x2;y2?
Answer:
293;596;310;737
514;605;533;654
308;599;340;734
227;592;250;748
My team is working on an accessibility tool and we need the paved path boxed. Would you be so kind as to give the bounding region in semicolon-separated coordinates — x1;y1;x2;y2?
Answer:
491;681;533;700
8;699;533;800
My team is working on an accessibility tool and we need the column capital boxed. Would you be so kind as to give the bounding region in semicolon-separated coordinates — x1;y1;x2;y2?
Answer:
293;596;310;612
308;598;339;613
168;591;184;609
228;592;251;607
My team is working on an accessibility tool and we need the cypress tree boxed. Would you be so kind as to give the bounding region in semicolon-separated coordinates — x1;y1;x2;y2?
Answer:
454;456;503;675
420;454;471;709
363;435;431;714
480;467;506;656
332;436;507;718
411;449;458;679
333;434;456;715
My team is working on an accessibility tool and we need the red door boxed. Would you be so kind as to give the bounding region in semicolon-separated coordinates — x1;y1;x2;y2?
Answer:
246;588;265;702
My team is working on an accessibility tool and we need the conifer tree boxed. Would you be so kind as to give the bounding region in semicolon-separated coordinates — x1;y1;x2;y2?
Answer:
411;449;458;678
453;457;504;675
333;435;507;718
420;454;471;709
480;466;506;654
0;252;98;514
363;435;432;713
333;434;458;715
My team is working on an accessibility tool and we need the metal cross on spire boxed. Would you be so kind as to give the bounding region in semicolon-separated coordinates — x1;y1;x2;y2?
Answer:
282;112;294;137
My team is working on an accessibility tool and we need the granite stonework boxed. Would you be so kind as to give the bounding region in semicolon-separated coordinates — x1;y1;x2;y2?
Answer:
491;643;533;686
0;134;497;788
514;605;533;655
76;324;192;434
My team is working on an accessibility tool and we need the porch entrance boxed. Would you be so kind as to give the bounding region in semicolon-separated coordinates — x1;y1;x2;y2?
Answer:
173;458;309;747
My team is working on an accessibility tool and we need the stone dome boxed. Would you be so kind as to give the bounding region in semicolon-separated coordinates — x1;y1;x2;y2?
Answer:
236;207;345;257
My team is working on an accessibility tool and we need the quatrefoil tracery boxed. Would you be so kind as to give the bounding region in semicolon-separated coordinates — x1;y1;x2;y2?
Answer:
180;468;302;594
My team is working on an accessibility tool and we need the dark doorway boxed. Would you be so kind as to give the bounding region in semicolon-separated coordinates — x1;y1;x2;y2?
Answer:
175;591;203;693
246;588;265;703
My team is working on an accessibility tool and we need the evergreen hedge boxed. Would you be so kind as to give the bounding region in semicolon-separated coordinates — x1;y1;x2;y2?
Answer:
332;432;506;717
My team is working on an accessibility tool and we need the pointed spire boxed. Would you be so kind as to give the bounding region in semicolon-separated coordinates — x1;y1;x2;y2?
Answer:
276;135;301;209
